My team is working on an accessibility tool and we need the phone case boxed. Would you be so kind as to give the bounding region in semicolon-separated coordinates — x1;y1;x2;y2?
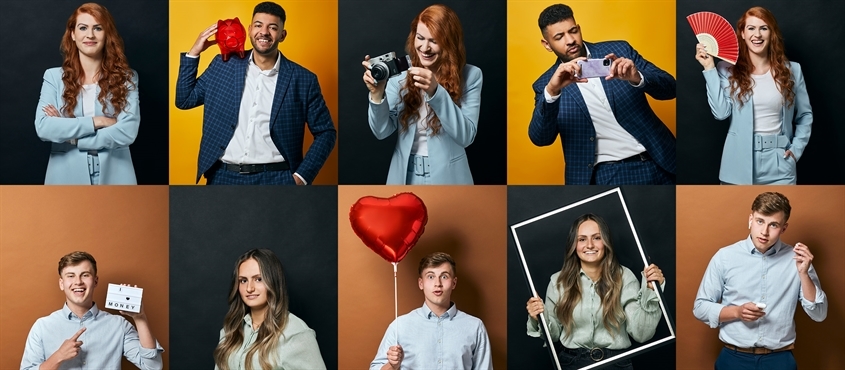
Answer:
578;59;611;79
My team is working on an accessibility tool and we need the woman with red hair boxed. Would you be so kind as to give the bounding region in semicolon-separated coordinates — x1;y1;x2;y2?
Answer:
696;6;812;185
362;4;482;185
35;2;139;185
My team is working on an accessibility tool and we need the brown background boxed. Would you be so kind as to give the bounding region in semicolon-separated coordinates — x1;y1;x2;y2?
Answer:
0;186;169;369
676;186;845;369
338;186;507;368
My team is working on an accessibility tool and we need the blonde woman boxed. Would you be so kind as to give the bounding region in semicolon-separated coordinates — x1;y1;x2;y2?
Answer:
213;249;326;370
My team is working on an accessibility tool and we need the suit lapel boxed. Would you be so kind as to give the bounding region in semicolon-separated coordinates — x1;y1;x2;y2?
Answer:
270;53;293;129
563;84;590;120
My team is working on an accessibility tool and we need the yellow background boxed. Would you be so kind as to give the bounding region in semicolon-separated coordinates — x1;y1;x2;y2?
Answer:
507;0;676;184
169;0;338;184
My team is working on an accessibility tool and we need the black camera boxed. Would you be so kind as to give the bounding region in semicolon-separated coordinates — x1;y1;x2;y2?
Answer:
368;52;412;82
603;58;611;66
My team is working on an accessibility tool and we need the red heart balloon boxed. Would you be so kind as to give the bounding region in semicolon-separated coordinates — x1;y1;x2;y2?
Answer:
350;193;428;264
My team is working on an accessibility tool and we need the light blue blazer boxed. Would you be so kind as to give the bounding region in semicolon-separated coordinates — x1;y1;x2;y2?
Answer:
368;64;482;185
34;67;139;185
704;61;812;184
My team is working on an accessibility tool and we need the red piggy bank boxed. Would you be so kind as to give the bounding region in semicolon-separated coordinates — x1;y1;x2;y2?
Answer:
216;17;246;61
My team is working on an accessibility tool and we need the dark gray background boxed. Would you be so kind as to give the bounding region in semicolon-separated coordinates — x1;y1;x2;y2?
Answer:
337;0;507;184
508;186;676;368
676;0;845;184
169;186;338;368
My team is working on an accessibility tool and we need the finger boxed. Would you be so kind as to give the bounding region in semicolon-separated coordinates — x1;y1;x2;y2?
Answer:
604;53;617;60
70;327;86;341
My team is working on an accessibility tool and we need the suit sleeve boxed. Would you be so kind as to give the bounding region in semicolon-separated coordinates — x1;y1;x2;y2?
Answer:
703;62;734;121
298;73;337;184
368;75;404;140
175;53;208;110
527;76;561;147
76;71;140;150
626;42;676;100
425;66;482;148
787;63;812;160
34;69;97;143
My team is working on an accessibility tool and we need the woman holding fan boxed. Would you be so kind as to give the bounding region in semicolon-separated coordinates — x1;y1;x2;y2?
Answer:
695;6;812;185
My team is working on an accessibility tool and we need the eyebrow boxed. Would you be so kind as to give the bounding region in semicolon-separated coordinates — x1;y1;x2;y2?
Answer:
238;274;262;279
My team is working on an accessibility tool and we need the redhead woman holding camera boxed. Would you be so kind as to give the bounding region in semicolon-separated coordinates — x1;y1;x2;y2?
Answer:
361;4;482;185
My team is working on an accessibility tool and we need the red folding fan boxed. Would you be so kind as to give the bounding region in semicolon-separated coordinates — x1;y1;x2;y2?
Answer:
687;11;739;65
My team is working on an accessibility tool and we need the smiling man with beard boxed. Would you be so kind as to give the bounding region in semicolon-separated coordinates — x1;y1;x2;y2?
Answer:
528;3;677;185
693;192;827;370
20;251;163;370
176;1;336;185
370;252;492;370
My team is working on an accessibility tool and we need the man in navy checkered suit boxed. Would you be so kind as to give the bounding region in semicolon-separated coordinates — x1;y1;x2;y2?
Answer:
529;4;676;185
175;2;336;185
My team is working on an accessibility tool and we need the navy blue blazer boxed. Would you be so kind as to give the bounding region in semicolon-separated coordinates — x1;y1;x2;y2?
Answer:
528;41;677;185
175;51;336;183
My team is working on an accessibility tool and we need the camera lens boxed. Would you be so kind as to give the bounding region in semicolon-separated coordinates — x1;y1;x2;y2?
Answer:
371;64;388;81
603;59;611;66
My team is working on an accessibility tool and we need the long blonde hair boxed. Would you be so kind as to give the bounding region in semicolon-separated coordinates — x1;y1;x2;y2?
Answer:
213;249;289;370
554;214;626;338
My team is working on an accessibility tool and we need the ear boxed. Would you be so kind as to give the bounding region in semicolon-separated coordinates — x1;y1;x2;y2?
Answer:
748;213;753;229
781;222;788;234
59;278;64;291
418;277;424;291
278;29;288;43
93;275;99;289
452;276;458;290
540;38;553;53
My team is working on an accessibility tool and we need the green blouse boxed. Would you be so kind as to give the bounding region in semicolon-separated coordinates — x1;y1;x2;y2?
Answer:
527;266;663;350
216;312;327;370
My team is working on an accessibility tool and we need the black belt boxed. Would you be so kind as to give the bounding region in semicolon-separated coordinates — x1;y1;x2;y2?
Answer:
560;347;626;361
603;151;652;164
215;161;289;174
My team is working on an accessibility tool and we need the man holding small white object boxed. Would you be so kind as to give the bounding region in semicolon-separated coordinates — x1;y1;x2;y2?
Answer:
693;192;827;370
20;251;163;370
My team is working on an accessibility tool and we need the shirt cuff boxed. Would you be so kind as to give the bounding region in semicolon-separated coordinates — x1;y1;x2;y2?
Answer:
185;53;199;59
543;87;561;103
369;93;384;105
630;71;645;87
293;172;307;185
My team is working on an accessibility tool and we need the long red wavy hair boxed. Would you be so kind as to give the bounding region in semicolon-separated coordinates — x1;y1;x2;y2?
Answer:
60;3;134;118
399;4;466;136
729;6;794;109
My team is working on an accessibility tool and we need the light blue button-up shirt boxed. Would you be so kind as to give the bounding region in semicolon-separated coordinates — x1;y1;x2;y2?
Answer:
370;302;493;370
693;237;827;349
20;303;163;370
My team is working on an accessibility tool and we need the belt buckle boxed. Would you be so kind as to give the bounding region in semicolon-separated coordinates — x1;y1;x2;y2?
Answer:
589;348;604;361
238;165;249;174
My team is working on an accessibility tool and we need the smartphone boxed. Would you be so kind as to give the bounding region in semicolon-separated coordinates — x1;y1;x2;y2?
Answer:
577;58;612;79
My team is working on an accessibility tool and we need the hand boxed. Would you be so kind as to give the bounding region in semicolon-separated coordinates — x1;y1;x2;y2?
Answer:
50;327;86;364
93;116;117;129
546;57;588;96
643;263;665;290
189;23;218;57
408;67;438;97
526;296;544;320
42;104;61;117
784;149;796;161
605;53;641;84
695;43;716;70
293;175;304;185
386;345;404;370
793;242;813;275
362;55;387;102
118;284;147;321
735;302;765;322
